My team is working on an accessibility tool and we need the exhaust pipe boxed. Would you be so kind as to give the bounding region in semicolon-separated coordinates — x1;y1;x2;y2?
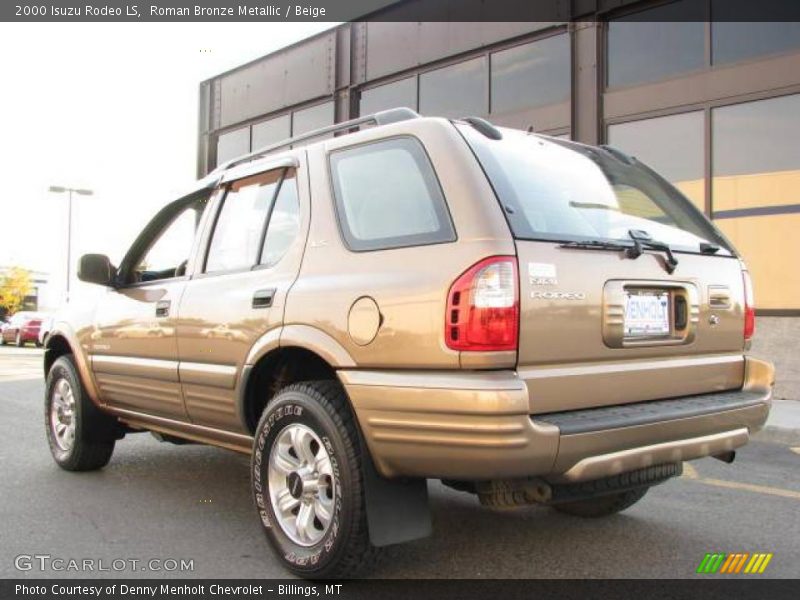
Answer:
712;451;736;464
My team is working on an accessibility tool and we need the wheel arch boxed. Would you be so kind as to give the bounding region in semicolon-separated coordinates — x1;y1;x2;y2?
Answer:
44;327;102;406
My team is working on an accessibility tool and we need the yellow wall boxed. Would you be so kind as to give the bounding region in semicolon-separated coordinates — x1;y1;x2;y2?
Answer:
713;169;800;211
716;214;800;310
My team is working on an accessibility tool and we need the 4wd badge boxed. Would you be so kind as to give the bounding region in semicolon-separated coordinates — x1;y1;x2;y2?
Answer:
528;262;557;286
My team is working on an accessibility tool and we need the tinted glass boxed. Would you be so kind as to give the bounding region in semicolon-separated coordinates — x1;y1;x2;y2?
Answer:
292;102;334;136
712;0;800;64
419;57;488;118
491;34;570;114
136;203;203;281
216;127;250;165
360;77;417;115
607;0;705;88
206;170;281;273
712;94;800;212
608;111;705;210
252;114;291;150
461;125;730;253
261;171;300;267
329;137;455;251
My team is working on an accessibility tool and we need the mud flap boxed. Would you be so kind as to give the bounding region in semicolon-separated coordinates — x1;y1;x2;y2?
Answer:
359;435;432;547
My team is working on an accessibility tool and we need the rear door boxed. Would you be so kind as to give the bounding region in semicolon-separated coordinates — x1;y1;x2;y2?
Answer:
459;125;747;413
176;155;308;431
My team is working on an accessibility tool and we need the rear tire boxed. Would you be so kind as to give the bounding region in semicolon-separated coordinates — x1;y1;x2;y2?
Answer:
45;355;118;471
251;380;379;578
552;486;649;518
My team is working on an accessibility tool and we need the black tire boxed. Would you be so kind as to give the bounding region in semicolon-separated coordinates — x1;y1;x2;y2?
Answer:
251;380;379;578
45;355;118;471
552;486;649;518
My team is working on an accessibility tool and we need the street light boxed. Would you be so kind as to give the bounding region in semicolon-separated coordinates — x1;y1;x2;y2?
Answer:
48;186;93;303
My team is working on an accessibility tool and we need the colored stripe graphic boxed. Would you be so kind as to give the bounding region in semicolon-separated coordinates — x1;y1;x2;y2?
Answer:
700;553;774;574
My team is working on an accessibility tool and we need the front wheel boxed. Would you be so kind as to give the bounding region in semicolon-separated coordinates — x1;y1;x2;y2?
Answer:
251;381;379;578
45;355;118;471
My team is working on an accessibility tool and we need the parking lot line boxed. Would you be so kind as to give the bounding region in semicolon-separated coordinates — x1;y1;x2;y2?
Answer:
682;461;800;501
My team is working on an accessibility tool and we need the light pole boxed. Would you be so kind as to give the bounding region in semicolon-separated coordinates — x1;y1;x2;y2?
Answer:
48;186;93;303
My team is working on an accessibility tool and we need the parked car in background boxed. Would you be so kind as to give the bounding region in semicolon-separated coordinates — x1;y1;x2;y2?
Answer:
1;312;43;347
38;315;54;347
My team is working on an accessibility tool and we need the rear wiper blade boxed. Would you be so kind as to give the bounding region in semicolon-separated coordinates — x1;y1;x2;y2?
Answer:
559;240;630;252
626;229;679;274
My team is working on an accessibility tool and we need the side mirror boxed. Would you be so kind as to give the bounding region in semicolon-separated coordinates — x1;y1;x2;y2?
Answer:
78;254;116;287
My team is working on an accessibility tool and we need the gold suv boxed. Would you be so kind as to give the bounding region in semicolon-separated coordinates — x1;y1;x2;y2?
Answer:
43;109;774;578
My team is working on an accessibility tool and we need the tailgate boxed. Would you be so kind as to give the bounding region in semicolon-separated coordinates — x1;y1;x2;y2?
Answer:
517;241;746;413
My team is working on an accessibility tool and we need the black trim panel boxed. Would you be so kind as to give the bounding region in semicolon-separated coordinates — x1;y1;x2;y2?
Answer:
536;389;766;435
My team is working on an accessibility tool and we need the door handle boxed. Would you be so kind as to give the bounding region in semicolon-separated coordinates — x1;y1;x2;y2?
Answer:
252;288;276;309
155;300;171;318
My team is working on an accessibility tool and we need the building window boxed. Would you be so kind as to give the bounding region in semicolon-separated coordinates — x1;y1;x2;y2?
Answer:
606;0;705;88
490;34;570;115
360;77;417;116
607;111;705;211
419;57;488;118
216;126;250;165
292;102;334;136
252;114;291;151
329;137;455;251
712;93;800;310
711;18;800;66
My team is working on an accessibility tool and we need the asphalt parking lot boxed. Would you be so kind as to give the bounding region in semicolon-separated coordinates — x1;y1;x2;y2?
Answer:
1;345;798;579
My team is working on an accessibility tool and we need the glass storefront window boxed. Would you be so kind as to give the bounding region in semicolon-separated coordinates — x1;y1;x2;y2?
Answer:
360;77;417;116
607;111;705;211
712;94;800;213
607;0;705;88
419;57;488;118
712;93;800;310
252;114;291;151
292;101;334;136
216;126;250;166
490;34;570;115
712;1;800;64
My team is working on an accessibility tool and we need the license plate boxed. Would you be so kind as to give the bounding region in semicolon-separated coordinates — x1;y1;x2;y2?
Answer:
624;291;670;337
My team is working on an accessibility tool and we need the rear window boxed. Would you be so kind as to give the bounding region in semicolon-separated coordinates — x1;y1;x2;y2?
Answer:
459;125;732;254
329;137;455;251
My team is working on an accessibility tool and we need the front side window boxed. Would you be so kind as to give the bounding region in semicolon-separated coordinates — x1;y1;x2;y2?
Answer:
459;125;731;254
133;198;206;283
329;137;455;251
205;170;282;273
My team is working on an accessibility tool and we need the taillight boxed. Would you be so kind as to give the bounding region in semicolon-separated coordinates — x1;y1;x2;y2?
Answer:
446;256;519;352
743;270;755;341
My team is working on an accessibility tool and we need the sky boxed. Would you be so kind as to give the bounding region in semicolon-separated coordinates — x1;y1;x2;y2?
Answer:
0;22;336;307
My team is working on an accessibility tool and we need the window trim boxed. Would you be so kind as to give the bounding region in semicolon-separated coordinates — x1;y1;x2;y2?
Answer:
201;168;287;277
116;190;212;288
327;135;457;253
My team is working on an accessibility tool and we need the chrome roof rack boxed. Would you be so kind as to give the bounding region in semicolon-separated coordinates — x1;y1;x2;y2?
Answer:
217;107;421;171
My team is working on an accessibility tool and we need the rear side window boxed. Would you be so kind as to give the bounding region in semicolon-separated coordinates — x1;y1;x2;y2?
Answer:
329;137;455;251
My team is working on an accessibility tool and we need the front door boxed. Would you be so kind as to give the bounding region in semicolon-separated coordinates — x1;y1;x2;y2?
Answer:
89;193;209;420
177;162;307;431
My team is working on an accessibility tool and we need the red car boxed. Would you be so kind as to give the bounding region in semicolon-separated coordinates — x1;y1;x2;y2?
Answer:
1;312;43;347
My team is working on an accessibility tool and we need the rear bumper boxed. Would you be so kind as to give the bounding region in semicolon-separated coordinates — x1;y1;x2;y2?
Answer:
339;356;774;482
